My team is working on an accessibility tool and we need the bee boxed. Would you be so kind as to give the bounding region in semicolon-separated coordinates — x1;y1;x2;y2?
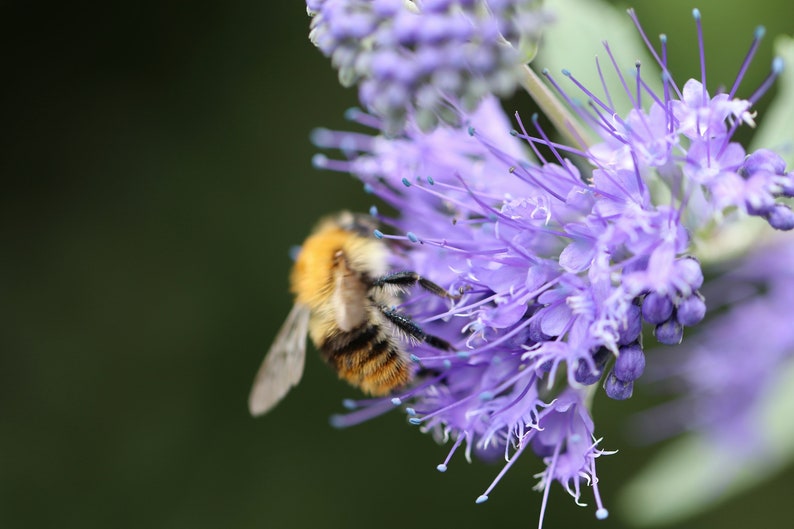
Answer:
248;211;458;416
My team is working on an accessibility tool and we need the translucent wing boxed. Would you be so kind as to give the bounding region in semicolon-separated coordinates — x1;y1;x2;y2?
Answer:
248;303;311;416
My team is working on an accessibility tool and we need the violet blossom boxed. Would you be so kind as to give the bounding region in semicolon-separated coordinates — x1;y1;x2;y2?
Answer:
306;0;551;133
636;236;794;454
307;6;791;528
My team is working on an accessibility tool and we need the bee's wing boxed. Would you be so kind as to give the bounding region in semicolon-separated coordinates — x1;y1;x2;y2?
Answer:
248;303;311;416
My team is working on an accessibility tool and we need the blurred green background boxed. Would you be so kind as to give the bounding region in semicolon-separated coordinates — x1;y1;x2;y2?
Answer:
1;1;792;528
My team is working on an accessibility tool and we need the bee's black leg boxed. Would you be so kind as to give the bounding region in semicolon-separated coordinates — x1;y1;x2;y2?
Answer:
378;305;453;351
372;271;461;299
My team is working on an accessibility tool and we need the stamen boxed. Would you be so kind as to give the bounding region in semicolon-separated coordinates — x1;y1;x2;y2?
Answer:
602;41;637;109
589;443;610;521
537;441;563;529
749;57;784;104
595;56;616;112
693;9;708;100
561;69;617;117
540;69;602;130
729;26;765;98
438;434;466;472
343;107;380;128
478;434;532;507
330;398;396;428
529;114;582;184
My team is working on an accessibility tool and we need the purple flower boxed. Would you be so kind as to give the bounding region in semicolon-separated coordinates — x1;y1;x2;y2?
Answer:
306;0;552;133
636;237;794;455
311;7;789;528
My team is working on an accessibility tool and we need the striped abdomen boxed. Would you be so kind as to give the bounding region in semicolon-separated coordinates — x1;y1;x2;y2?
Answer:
318;320;410;395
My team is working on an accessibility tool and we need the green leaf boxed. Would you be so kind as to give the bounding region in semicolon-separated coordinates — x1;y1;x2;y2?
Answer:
536;0;662;115
618;357;794;526
750;35;794;167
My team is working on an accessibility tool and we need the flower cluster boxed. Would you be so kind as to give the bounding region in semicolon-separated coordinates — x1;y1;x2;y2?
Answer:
637;236;794;454
306;0;550;133
307;5;790;528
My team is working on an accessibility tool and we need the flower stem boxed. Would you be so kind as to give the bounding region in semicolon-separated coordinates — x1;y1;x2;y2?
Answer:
518;63;594;151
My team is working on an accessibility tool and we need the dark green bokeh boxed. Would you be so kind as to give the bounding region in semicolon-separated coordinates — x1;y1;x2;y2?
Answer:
1;1;792;528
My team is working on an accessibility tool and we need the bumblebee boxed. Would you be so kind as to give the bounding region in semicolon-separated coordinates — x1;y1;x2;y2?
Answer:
248;211;457;416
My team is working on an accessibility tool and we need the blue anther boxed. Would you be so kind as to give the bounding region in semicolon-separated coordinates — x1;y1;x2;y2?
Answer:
373;229;384;239
456;351;470;359
344;107;362;121
369;205;378;216
436;464;448;473
479;391;494;401
391;397;402;406
401;177;411;187
468;126;475;136
363;183;374;194
561;68;571;77
407;232;419;243
311;153;328;168
755;26;766;39
405;407;416;416
596;508;609;520
410;354;421;363
692;8;701;20
773;57;784;73
476;495;489;504
409;417;422;425
342;399;357;410
427;176;435;185
443;359;452;369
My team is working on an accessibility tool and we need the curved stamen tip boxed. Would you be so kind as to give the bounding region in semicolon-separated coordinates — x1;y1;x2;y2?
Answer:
596;508;610;520
391;397;402;406
407;232;419;243
401;177;412;187
773;57;784;74
476;495;489;504
408;417;422;425
342;399;357;410
692;8;701;20
329;415;346;429
369;205;378;217
436;464;448;472
755;26;766;39
660;33;667;44
468;126;476;136
311;153;328;168
405;407;416;416
561;68;571;77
